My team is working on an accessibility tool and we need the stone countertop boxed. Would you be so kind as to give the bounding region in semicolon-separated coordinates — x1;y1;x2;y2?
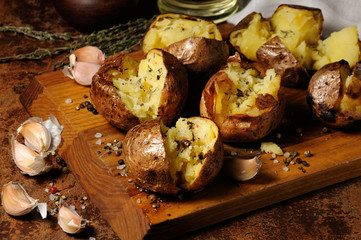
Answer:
0;0;360;239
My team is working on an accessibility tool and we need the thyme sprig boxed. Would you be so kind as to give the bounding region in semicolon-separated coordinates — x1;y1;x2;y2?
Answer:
0;17;154;69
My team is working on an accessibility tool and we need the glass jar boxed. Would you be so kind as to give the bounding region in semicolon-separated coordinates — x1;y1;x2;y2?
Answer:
157;0;241;24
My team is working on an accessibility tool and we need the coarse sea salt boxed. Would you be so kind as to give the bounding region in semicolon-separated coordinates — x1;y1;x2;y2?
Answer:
95;139;102;145
94;132;102;138
65;98;73;104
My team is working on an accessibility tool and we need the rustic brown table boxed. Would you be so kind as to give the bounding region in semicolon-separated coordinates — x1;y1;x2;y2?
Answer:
1;0;361;239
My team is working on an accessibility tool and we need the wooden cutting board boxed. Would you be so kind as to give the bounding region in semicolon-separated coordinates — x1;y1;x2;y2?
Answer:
20;51;361;240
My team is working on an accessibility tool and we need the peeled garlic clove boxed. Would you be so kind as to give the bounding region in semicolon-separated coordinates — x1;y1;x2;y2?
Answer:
1;182;38;216
73;61;101;86
18;121;51;153
223;156;262;181
11;137;53;176
72;46;105;65
58;201;87;234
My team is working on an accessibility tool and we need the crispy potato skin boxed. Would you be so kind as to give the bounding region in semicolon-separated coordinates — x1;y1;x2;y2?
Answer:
90;52;140;131
165;37;229;76
257;36;309;87
307;60;361;128
90;50;188;131
123;119;179;195
200;71;285;142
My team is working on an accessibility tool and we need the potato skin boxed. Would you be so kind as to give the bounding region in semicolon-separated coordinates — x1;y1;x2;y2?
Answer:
123;119;180;195
90;52;139;131
90;49;188;131
165;37;229;77
307;60;361;128
256;36;309;87
200;71;284;143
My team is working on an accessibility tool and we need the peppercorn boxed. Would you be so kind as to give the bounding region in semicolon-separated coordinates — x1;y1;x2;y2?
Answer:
83;94;88;99
79;102;85;108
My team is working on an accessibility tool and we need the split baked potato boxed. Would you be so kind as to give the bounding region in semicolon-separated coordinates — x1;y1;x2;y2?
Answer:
123;117;223;194
229;4;361;87
142;13;229;76
307;60;361;128
90;48;188;131
200;54;284;142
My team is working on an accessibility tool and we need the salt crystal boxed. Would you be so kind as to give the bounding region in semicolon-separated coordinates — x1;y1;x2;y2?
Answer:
45;188;49;193
50;208;57;216
49;182;54;187
273;159;279;164
107;143;112;147
284;152;290;158
113;146;119;151
136;198;142;204
89;237;96;240
69;205;76;211
117;164;126;170
65;98;73;104
283;166;289;172
49;194;55;201
96;139;102;145
94;132;102;138
271;153;276;159
81;205;86;210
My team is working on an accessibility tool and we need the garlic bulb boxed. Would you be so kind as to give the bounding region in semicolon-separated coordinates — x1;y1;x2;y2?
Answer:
12;114;63;176
18;121;51;153
58;201;87;234
1;182;38;216
63;45;105;86
223;156;262;181
11;138;52;176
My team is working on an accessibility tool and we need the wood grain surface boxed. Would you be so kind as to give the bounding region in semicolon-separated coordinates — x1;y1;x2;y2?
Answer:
19;53;361;239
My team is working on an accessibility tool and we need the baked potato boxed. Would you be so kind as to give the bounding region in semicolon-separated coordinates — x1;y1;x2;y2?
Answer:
123;117;223;194
230;4;361;87
142;13;229;76
307;60;361;128
90;48;188;131
200;54;284;142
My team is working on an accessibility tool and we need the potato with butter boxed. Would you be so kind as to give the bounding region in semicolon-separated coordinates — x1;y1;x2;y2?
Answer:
200;54;285;142
142;13;229;76
123;117;223;194
90;48;188;131
307;60;361;128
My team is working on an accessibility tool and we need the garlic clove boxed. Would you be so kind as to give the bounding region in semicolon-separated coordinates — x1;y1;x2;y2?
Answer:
72;46;105;65
72;61;101;86
223;156;262;181
1;182;38;216
58;200;87;234
18;121;51;153
11;137;53;176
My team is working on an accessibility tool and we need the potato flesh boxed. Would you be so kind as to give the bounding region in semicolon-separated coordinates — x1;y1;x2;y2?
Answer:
230;13;271;61
143;14;222;53
112;50;167;122
271;6;322;50
214;62;280;124
162;118;218;189
340;69;361;113
313;26;360;70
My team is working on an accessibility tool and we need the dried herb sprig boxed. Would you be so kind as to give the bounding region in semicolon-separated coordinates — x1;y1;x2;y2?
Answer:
0;17;154;68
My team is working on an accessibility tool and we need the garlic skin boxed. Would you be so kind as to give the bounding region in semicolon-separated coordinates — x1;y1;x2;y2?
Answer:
58;201;87;234
223;156;262;181
63;45;105;86
1;182;38;216
11;138;52;176
18;121;51;153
